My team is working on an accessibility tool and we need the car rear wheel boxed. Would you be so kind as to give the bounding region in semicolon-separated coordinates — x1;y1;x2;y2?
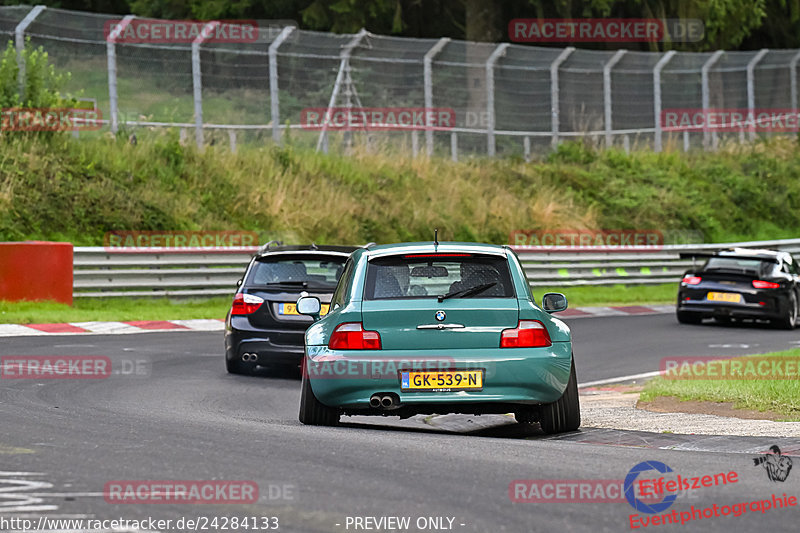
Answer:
226;358;254;375
538;360;580;435
299;369;340;426
775;292;798;330
677;311;702;325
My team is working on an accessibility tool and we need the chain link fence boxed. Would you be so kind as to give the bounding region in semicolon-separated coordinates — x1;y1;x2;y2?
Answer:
2;5;800;158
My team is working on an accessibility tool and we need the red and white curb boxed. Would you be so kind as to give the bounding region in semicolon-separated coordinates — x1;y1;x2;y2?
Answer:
0;319;225;337
554;304;674;319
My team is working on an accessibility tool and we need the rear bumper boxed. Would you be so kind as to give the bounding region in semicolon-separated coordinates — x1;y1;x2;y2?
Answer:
225;324;305;366
305;342;572;411
677;300;785;321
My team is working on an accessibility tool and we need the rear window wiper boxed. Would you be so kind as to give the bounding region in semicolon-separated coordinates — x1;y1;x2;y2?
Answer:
438;282;497;302
260;281;309;287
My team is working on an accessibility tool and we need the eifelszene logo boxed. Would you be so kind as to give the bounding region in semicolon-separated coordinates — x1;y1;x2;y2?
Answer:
753;446;793;482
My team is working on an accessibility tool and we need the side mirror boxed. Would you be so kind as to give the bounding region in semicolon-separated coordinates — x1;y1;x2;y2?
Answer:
542;292;567;313
297;296;321;321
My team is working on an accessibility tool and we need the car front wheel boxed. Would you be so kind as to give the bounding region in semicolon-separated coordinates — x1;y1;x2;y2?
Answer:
538;360;581;435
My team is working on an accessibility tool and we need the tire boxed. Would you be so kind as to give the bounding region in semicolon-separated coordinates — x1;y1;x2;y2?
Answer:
775;292;798;330
677;311;702;325
539;360;581;435
298;371;340;426
226;357;254;375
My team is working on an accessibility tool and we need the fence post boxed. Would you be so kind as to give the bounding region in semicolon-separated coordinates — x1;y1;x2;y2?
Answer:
316;29;367;153
451;131;458;162
192;21;220;150
653;50;676;152
15;5;46;101
603;50;627;148
791;50;800;114
228;130;237;153
550;47;575;149
269;26;295;145
746;49;768;142
424;37;450;156
485;43;509;157
701;50;724;150
106;15;135;135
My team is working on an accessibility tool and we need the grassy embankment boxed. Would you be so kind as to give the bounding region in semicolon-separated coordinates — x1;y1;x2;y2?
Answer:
2;133;800;321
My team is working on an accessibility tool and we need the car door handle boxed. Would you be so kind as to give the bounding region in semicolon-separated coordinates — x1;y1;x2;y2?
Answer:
416;324;465;330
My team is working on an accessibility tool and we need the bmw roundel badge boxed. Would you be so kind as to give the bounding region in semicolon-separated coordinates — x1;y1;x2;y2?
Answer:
435;310;446;322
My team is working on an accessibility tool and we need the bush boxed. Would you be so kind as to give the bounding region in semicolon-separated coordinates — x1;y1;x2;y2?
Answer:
0;39;75;137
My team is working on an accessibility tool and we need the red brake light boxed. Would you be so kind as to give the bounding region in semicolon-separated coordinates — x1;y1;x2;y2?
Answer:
753;280;780;289
500;320;552;348
329;322;382;350
682;275;702;285
231;293;264;315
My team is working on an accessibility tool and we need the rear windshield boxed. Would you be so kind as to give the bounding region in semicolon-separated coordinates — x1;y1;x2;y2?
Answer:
246;254;347;289
704;257;777;276
364;254;515;300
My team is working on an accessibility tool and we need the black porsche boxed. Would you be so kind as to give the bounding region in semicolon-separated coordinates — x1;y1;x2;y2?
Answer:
224;243;358;375
676;248;800;328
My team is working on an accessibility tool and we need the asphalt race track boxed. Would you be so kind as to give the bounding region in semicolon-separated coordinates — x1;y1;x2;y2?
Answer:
1;314;798;532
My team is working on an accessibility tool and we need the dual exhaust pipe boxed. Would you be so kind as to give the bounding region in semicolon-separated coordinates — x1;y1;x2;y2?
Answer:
369;393;399;410
241;353;258;362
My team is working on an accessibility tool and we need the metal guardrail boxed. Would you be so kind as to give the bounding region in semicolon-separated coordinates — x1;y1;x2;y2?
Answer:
73;239;800;297
73;247;257;298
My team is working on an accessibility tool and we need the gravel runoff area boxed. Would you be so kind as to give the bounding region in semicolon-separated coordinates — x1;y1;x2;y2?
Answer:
581;388;800;438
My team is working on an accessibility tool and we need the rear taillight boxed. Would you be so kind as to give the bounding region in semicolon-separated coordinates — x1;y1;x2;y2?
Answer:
329;322;382;350
230;293;264;315
500;320;552;348
753;280;780;289
682;275;702;285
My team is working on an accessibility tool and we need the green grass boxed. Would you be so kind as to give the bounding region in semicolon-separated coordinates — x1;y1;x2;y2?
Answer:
3;133;800;246
0;297;231;324
533;283;675;307
641;348;800;421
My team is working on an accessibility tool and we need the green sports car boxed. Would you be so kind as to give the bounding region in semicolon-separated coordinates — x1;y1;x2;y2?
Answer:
295;241;580;434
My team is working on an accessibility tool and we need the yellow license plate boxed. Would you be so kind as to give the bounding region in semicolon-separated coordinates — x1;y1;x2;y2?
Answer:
400;370;483;391
706;292;742;303
279;303;329;315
